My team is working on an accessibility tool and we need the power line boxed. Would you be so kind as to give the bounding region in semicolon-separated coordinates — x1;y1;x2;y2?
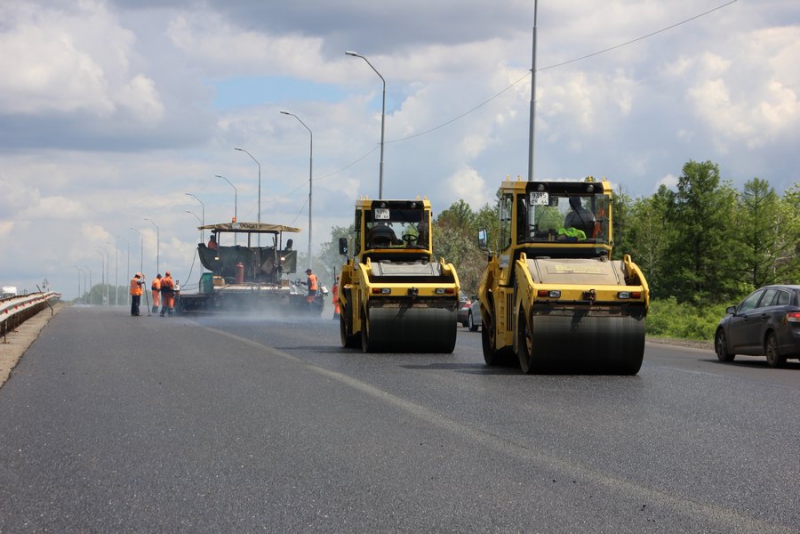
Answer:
387;0;738;144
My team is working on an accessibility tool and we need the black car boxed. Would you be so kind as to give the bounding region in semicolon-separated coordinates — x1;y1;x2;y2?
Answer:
457;292;471;327
715;285;800;367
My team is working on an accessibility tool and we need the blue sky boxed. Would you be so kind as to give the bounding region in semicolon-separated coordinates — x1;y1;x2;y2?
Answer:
0;0;798;298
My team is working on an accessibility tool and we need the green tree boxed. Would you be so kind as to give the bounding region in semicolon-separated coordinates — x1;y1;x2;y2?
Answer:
736;178;790;289
316;224;355;286
610;185;633;260
432;200;485;296
624;189;674;299
662;160;739;304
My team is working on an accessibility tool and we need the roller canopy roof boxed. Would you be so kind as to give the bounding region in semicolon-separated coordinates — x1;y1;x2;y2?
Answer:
198;222;301;233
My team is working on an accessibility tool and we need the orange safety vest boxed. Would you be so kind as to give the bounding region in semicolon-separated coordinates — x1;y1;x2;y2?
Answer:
161;276;175;294
308;274;318;291
130;278;143;296
151;278;161;292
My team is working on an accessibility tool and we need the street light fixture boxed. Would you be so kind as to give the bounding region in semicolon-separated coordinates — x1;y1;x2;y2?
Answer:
216;174;238;245
234;147;261;225
185;193;205;242
144;218;160;275
280;110;313;270
346;50;386;199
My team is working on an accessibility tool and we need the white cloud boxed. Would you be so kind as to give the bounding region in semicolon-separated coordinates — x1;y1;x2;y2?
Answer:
657;173;679;190
0;0;162;124
448;166;489;209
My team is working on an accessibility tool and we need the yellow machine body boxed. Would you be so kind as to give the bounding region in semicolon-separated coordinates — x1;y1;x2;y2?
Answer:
478;177;650;374
338;198;461;353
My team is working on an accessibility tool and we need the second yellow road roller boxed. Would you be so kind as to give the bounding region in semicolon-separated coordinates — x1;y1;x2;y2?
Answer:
338;197;461;353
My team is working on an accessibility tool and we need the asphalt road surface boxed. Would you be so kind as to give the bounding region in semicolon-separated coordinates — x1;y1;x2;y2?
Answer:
1;306;798;533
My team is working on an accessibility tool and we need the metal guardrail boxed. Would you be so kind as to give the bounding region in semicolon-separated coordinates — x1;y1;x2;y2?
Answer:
1;292;61;340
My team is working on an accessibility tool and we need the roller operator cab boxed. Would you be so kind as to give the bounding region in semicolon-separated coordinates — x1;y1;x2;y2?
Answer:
478;176;650;374
338;198;461;353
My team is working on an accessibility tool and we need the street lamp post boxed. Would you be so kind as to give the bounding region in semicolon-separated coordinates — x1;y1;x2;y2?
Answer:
528;0;538;182
216;174;238;245
185;211;203;242
106;241;119;305
185;193;205;242
129;228;144;276
280;110;313;269
81;265;93;304
346;50;386;199
144;218;160;275
96;249;106;305
117;236;130;307
73;266;83;303
234;147;261;224
98;247;111;306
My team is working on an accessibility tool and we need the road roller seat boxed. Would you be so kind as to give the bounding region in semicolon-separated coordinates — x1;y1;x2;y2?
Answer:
564;197;596;236
368;224;398;248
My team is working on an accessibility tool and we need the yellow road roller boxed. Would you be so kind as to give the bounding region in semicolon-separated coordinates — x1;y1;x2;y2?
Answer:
477;176;649;374
338;197;461;353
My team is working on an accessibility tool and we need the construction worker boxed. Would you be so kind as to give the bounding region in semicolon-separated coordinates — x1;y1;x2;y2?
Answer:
129;273;145;316
160;271;176;316
305;268;318;308
151;274;162;314
332;275;340;320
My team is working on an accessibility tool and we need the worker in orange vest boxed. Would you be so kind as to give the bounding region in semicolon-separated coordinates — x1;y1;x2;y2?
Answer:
151;274;162;314
160;271;176;316
332;276;340;320
129;273;145;316
305;268;318;308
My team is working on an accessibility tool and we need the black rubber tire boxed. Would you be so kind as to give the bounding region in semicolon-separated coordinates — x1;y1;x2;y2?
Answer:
715;328;735;362
481;309;497;365
765;332;786;368
340;306;360;349
481;302;512;366
468;311;478;332
517;308;535;374
361;307;373;353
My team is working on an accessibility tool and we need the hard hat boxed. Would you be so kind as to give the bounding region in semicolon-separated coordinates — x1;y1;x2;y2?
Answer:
165;271;171;276
135;273;141;278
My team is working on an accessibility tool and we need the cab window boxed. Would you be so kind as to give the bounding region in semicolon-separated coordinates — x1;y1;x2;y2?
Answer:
499;193;513;250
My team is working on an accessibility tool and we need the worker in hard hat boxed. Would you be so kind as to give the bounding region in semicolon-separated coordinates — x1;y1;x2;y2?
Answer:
160;271;176;316
151;274;162;314
130;273;145;316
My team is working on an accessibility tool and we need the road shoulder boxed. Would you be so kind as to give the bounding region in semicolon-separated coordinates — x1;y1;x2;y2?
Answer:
0;303;63;388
